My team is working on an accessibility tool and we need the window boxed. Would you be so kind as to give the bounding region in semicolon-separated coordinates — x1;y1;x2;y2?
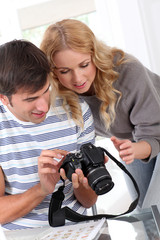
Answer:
22;12;97;47
16;0;96;46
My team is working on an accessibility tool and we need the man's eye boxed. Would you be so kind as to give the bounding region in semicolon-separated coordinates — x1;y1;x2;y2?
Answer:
27;98;36;102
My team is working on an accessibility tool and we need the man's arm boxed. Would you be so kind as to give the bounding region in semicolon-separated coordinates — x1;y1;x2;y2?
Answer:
0;149;66;225
0;167;46;224
59;168;98;208
70;169;97;208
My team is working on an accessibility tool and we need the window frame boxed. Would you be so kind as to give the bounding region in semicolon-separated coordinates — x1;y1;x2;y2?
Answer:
17;0;96;30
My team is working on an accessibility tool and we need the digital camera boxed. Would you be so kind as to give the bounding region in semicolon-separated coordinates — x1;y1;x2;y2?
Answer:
60;143;114;195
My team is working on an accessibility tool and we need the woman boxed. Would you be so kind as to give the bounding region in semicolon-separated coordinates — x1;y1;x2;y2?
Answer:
40;19;160;209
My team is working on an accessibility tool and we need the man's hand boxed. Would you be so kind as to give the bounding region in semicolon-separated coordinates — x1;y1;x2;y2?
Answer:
60;151;108;189
59;147;108;208
38;149;68;196
60;167;97;208
60;168;90;189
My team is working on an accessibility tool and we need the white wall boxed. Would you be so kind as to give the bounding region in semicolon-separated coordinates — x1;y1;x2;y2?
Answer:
0;0;159;76
94;0;160;75
0;0;22;43
138;0;160;75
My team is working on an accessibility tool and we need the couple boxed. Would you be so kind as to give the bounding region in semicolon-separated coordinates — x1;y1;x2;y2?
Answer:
0;19;160;230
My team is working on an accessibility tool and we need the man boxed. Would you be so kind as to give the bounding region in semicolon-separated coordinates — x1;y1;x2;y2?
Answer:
0;40;97;230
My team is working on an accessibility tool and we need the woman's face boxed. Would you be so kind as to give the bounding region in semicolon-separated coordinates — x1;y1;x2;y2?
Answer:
53;49;96;95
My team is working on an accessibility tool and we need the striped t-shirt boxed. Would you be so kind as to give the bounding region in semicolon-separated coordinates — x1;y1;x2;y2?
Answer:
0;97;95;230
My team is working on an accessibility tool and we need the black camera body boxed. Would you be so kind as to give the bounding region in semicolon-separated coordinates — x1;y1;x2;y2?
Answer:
60;143;114;195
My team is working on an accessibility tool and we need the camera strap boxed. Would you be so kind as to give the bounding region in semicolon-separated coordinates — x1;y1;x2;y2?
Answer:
48;147;140;227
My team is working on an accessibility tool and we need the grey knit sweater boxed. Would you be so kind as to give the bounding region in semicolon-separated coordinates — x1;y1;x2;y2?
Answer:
82;54;160;161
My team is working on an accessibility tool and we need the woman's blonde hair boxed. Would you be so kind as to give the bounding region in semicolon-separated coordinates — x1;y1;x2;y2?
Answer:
40;19;125;129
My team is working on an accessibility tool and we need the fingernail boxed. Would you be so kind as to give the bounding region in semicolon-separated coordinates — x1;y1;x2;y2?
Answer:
83;178;87;184
72;175;77;180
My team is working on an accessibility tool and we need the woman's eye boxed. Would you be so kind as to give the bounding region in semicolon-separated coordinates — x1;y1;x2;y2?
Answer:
60;69;70;74
81;62;89;68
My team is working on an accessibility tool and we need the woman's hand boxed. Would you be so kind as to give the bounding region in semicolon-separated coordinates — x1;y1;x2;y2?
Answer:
111;136;151;164
111;136;135;164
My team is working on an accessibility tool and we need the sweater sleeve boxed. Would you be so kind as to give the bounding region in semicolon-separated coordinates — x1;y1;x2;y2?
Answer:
117;55;160;161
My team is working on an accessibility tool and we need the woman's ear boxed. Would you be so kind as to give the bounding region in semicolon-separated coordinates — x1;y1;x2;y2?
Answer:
0;95;10;105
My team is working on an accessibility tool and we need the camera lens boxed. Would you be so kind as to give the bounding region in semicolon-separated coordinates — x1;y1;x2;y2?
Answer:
94;179;114;195
87;166;114;195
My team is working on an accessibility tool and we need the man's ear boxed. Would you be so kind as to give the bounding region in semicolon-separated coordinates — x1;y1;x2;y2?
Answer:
0;95;10;105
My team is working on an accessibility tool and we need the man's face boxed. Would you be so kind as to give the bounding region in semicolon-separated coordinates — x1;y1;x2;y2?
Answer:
1;77;51;124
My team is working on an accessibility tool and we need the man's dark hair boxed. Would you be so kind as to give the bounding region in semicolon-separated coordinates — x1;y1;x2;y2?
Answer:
0;39;51;97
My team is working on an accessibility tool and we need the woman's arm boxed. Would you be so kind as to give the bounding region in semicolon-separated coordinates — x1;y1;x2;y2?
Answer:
111;136;152;164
